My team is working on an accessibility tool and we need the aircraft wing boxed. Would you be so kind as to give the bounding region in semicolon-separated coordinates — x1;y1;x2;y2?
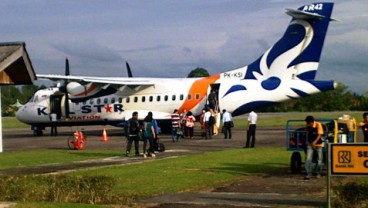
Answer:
37;74;155;86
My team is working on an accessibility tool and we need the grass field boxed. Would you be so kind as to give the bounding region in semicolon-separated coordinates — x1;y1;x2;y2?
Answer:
71;147;290;202
0;147;290;207
1;117;29;129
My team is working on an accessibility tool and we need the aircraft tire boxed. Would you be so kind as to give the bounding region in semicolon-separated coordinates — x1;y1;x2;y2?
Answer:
33;130;43;136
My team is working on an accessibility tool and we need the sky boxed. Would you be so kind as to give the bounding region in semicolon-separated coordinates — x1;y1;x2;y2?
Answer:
1;0;367;94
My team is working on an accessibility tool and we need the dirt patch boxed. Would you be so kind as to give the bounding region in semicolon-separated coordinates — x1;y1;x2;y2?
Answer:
143;168;327;208
214;168;326;196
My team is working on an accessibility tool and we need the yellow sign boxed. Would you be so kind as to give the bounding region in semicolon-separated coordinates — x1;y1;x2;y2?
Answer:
331;144;368;175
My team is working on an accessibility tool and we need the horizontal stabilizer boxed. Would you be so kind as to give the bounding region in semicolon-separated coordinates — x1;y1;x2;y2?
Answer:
285;8;325;20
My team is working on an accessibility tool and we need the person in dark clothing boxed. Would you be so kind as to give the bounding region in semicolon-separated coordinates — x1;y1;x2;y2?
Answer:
359;112;368;142
126;112;140;157
208;90;217;110
143;114;156;158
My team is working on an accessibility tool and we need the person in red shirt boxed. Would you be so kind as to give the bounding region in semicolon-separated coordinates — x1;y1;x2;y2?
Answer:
184;111;196;139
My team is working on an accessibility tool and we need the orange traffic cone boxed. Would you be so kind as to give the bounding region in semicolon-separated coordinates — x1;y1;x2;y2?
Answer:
102;128;109;142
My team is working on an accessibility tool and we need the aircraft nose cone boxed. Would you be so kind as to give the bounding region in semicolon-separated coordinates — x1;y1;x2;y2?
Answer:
16;105;30;123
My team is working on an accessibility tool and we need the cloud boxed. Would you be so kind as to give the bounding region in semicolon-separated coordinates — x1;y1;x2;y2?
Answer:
1;1;365;94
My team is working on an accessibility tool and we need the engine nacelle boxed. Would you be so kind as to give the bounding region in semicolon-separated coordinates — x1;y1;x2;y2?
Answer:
67;82;87;96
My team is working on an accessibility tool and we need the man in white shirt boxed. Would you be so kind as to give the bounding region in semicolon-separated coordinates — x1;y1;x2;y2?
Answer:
204;109;213;139
222;109;233;139
50;112;58;136
245;110;257;148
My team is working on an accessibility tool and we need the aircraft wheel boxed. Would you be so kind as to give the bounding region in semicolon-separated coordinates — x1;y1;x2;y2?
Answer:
290;151;302;174
33;130;43;136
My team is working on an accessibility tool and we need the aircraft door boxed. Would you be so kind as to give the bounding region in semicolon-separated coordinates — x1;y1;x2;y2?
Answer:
49;95;62;119
207;83;220;112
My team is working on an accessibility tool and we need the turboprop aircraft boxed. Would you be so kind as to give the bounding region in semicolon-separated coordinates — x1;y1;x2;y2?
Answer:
16;2;337;136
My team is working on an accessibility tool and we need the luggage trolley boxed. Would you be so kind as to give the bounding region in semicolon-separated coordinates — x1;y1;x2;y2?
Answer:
286;115;357;173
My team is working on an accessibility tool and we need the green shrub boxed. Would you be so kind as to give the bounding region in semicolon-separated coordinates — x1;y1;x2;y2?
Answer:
334;182;368;208
0;175;119;204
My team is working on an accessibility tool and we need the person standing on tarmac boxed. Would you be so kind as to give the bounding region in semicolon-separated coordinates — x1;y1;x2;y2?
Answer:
184;111;196;139
358;112;368;142
222;109;232;139
304;115;324;180
171;109;181;142
204;108;213;139
143;115;156;158
50;112;58;136
245;110;257;148
126;111;140;157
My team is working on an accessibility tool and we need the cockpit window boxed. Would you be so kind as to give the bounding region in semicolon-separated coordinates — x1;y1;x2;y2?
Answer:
29;95;35;103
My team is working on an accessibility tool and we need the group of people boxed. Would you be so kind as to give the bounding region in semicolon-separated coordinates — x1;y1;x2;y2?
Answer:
171;108;219;141
125;111;159;158
171;109;197;142
170;105;259;147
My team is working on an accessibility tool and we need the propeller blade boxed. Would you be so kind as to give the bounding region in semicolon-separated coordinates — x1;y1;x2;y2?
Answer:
65;58;70;76
126;61;133;78
64;57;70;119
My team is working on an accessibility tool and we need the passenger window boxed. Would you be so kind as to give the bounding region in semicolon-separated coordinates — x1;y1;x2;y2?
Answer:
149;96;153;102
104;98;108;104
89;99;94;105
126;97;130;103
157;95;161;102
142;96;146;102
187;94;192;100
195;94;200;100
180;94;184;100
118;97;123;103
97;98;101;104
134;96;138;103
172;95;176;101
164;95;168;101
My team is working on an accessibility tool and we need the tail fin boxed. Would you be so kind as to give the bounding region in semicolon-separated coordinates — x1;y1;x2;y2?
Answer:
244;2;334;81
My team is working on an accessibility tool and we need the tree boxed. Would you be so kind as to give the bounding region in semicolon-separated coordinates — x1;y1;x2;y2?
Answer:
187;67;210;78
20;84;43;103
0;84;43;116
1;86;22;116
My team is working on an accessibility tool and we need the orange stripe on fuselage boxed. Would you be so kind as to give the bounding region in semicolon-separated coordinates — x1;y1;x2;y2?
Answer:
178;74;220;114
75;85;97;97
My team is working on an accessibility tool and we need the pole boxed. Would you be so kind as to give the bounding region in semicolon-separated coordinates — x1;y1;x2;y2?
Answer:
0;87;3;152
327;143;331;208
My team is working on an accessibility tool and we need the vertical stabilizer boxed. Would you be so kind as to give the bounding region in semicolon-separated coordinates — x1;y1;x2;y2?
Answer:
244;2;334;81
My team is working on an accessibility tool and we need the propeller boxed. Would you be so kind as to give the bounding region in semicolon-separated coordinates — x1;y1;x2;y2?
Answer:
64;58;70;119
125;61;133;78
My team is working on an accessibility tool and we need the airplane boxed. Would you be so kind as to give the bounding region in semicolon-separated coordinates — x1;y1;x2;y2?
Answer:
16;2;337;136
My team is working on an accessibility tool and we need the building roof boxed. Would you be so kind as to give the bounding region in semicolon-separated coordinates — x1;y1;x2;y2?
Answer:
0;42;36;85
